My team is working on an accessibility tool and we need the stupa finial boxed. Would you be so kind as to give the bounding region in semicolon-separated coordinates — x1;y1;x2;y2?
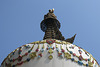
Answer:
49;8;54;13
44;8;57;20
40;9;76;43
40;9;64;40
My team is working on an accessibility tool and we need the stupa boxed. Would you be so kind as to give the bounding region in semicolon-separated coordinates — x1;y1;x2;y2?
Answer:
1;9;99;67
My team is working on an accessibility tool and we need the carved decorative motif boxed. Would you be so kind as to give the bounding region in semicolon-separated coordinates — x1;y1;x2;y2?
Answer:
48;55;53;60
1;39;99;67
29;52;37;59
64;53;71;59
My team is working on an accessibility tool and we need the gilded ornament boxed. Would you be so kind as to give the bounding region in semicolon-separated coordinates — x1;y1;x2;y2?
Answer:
56;45;58;48
74;60;78;63
40;40;46;43
55;40;62;44
88;61;93;67
35;41;40;44
48;48;53;54
62;41;66;44
48;55;53;60
30;42;35;44
61;45;63;49
29;52;37;59
64;53;71;59
30;45;34;50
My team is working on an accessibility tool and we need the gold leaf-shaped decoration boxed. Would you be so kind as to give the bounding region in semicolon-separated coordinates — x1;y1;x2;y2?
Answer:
30;52;37;59
40;40;46;43
64;53;71;59
88;61;93;67
61;45;63;49
56;45;58;48
48;48;53;54
62;41;67;44
34;41;40;44
48;55;53;60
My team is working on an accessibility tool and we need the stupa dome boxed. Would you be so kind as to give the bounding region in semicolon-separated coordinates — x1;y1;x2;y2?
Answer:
1;9;99;67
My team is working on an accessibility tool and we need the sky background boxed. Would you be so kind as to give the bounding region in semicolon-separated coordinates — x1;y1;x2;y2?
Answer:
0;0;100;65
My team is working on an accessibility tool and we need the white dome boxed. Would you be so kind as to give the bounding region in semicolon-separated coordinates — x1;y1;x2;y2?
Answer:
1;39;99;67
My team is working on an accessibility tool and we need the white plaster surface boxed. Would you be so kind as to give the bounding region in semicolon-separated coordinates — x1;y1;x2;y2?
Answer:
1;40;99;67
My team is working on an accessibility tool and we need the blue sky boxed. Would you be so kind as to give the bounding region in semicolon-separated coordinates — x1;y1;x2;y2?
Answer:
0;0;100;65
